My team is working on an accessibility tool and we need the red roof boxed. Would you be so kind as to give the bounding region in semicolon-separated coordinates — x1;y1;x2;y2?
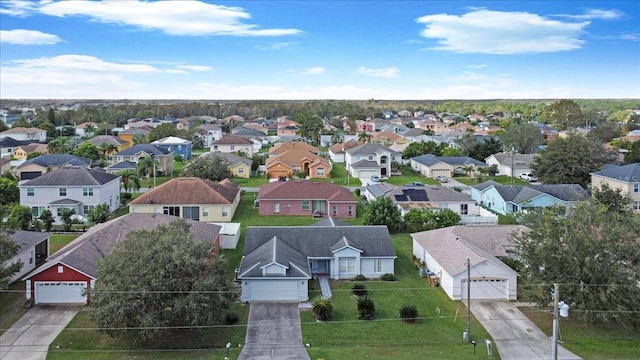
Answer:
259;180;355;202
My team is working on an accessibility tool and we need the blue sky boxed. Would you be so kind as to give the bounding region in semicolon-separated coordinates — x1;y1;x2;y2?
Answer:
1;1;638;100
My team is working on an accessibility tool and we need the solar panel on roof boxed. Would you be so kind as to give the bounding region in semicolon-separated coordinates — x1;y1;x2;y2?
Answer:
395;195;407;201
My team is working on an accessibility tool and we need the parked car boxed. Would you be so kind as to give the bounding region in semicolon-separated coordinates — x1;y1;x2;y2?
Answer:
519;173;538;182
436;175;448;183
370;175;380;183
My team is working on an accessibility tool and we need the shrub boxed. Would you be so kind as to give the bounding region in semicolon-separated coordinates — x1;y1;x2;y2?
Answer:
122;192;132;200
357;295;376;320
380;273;396;281
399;303;419;324
353;274;367;281
311;296;333;322
351;282;368;297
354;188;361;197
224;311;240;325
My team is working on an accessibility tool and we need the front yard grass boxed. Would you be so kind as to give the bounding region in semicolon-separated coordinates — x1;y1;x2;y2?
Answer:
0;282;28;336
50;234;80;254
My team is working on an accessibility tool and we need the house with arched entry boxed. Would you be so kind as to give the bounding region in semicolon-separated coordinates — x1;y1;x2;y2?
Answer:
345;143;401;179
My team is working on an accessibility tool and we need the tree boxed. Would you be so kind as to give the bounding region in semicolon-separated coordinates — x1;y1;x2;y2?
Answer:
544;99;583;130
623;141;640;164
60;208;76;231
8;205;32;230
38;121;56;138
0;177;19;205
499;123;544;154
530;136;617;187
512;202;640;325
88;203;111;224
402;141;444;158
39;210;55;232
592;183;633;215
181;154;231;181
587;121;622;144
363;197;402;232
47;108;56;125
0;235;22;289
120;170;141;193
97;143;118;161
91;220;236;343
136;157;156;179
311;296;333;321
0;120;8;133
358;131;372;143
74;142;100;161
468;137;503;161
295;110;323;145
148;123;178;143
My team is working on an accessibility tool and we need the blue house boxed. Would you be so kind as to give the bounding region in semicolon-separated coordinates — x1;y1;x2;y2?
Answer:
151;136;192;160
471;180;589;215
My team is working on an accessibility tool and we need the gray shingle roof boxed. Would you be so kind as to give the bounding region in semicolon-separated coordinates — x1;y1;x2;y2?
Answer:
591;163;640;182
239;225;395;279
388;185;473;202
346;143;400;156
22;167;120;186
487;153;537;165
16;154;91;169
116;144;170;156
205;152;252;166
309;218;349;227
106;160;137;171
475;182;589;203
411;154;486;167
4;230;50;252
350;159;379;169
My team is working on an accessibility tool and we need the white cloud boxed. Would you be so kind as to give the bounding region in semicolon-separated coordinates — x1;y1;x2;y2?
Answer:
25;0;301;36
556;8;623;20
0;29;62;45
175;64;212;72
256;42;298;50
356;66;399;78
416;9;588;54
0;1;38;16
301;67;326;75
467;64;487;69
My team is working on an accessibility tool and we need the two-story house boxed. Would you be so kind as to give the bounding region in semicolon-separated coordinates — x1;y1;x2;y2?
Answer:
110;144;173;175
196;124;223;147
151;136;192;160
19;166;121;223
345;143;401;178
210;136;255;156
591;163;640;213
0;127;47;143
12;143;48;160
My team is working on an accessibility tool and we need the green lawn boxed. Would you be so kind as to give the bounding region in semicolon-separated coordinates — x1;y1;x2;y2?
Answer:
49;234;80;254
0;282;28;336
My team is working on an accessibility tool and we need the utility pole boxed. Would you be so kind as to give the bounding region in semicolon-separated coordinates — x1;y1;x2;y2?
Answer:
551;283;559;360
465;258;471;342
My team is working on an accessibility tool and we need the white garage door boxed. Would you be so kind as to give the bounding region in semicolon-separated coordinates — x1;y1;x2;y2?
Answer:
250;280;300;301
35;282;87;304
461;279;508;300
356;169;378;178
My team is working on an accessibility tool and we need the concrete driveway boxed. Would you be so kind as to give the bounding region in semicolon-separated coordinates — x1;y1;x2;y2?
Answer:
238;302;310;360
471;301;581;360
1;304;81;360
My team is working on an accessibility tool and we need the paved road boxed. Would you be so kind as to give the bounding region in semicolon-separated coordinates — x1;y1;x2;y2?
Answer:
238;302;310;360
0;304;81;360
471;301;581;360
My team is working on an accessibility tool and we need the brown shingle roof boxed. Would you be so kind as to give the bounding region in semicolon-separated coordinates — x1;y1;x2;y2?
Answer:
259;180;355;202
265;149;328;168
130;177;239;205
372;131;403;142
328;140;359;154
212;135;253;145
269;141;319;155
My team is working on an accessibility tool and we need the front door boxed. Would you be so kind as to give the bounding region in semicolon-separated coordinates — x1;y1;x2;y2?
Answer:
312;200;326;215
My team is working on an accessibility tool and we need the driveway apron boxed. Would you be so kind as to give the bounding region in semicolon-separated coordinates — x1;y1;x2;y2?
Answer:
471;301;582;360
238;302;310;360
1;304;81;360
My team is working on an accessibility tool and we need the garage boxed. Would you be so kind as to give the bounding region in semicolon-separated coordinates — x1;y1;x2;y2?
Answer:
461;278;508;300
34;281;87;304
243;280;303;302
430;169;451;177
355;169;378;179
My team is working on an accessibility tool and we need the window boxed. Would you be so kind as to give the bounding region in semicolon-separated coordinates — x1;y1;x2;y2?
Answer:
348;205;353;216
56;207;73;216
634;183;639;193
317;167;325;176
222;207;229;217
59;188;66;196
213;145;218;151
83;187;94;196
374;259;383;273
332;205;337;216
83;205;94;214
339;258;355;273
230;145;235;151
203;207;209;217
163;206;180;217
183;206;199;220
27;188;34;196
460;204;468;215
368;155;373;161
31;206;44;217
380;157;387;164
273;203;280;213
635;201;640;211
238;167;244;174
302;201;310;211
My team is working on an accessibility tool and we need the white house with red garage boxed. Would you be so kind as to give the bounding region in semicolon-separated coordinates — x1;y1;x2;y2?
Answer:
22;213;221;305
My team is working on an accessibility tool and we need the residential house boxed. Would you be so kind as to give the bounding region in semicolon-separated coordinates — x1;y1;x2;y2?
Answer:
485;153;538;178
345;143;402;178
269;141;319;156
3;230;50;283
237;220;396;302
412;225;529;300
265;149;330;179
328;140;359;163
1;137;32;159
276;120;298;136
203;152;253;178
0;157;10;175
12;143;48;160
19;166;121;223
258;180;356;218
210;136;255;156
75;122;99;137
196;124;223;147
112;144;173;176
620;129;640;143
532;122;559;143
129;177;240;221
410;154;487;178
85;135;130;153
591;163;640;213
151;136;193;160
117;127;151;145
22;214;221;304
470;180;590;215
239;123;268;135
0;127;47;143
371;131;404;146
14;154;92;181
232;128;267;152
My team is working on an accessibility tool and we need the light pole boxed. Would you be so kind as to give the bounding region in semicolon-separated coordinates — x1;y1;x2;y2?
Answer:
224;342;231;360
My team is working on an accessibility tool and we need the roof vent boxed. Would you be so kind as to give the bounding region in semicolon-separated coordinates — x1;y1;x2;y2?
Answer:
147;198;153;204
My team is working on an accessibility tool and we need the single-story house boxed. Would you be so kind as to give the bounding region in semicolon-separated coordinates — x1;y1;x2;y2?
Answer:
3;230;50;283
258;180;356;218
0;157;10;175
12;143;49;161
485;153;537;178
470;180;590;215
265;149;331;179
210;136;255;156
412;225;529;300
22;213;221;304
85;135;130;153
328;140;359;163
411;154;487;178
129;177;241;222
203;152;253;178
238;219;396;302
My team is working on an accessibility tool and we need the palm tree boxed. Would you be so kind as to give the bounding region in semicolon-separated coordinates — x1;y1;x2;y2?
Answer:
98;142;118;161
120;170;141;193
358;131;372;143
136;157;155;179
47;139;64;154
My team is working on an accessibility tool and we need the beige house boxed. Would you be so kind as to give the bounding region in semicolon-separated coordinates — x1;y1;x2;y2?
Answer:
0;127;47;143
203;152;252;178
410;154;487;178
210;136;255;156
13;143;48;160
591;163;640;213
128;177;241;221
